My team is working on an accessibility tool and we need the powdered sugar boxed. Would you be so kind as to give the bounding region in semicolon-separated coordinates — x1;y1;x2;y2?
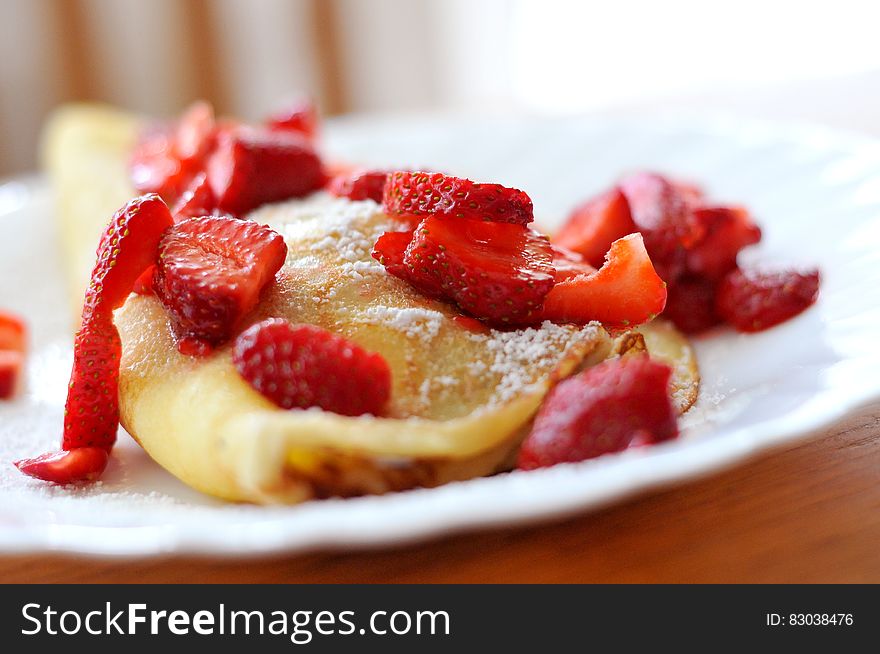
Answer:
472;321;603;406
355;306;446;343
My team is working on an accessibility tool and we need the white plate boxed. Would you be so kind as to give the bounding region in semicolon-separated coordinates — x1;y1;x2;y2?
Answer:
1;113;879;558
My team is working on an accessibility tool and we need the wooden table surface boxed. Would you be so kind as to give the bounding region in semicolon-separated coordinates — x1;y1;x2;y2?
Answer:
1;404;878;584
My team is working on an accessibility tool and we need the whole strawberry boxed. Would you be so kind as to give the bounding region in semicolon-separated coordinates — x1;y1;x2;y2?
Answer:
232;319;391;416
518;355;678;470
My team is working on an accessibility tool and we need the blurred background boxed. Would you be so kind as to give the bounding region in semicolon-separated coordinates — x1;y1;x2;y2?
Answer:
2;0;880;177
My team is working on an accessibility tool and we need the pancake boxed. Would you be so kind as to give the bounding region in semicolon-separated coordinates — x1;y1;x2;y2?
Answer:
42;104;699;503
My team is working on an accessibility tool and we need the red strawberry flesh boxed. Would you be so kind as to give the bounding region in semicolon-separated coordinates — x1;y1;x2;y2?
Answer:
0;350;23;399
554;187;637;268
685;206;761;280
153;215;288;350
233;319;391;416
327;169;390;203
207;127;325;216
715;268;820;332
402;217;555;325
265;98;320;139
383;171;534;225
518;355;678;470
541;233;667;328
14;447;109;484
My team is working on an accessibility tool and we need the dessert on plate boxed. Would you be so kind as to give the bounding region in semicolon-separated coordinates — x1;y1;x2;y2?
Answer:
10;100;817;504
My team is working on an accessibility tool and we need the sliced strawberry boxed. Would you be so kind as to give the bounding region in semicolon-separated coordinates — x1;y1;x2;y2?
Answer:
170;171;216;221
383;171;534;225
83;194;174;320
371;229;415;280
715;268;820;332
129;102;218;204
554;187;637;267
233;319;391;416
14;447;109;484
207;127;325;216
619;172;702;282
327;169;390;203
132;266;156;296
541;233;667;328
663;276;721;334
401;217;554;325
62;313;122;449
685;206;761;280
153;216;288;351
550;245;596;282
265;98;319;140
0;350;24;399
518;355;678;470
0;310;26;352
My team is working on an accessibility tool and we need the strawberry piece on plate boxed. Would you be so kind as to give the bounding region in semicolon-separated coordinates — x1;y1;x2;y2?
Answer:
715;268;820;332
265;98;320;140
233;319;391;416
207;127;325;216
663;276;722;334
0;310;26;352
554;187;637;268
0;350;23;399
14;447;109;484
619;172;702;282
686;206;761;280
518;355;678;470
383;171;534;225
541;233;667;328
327;169;391;203
402;217;555;325
154;215;288;351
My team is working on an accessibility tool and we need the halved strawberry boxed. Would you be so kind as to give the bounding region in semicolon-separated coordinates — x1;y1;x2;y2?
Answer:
371;229;415;281
619;172;703;282
14;447;109;484
207;127;325;216
0;350;23;399
715;268;820;332
327;169;391;203
233;319;391;416
0;310;26;352
401;217;555;325
541;233;667;328
265;98;319;140
153;216;288;351
383;171;534;225
685;206;761;280
517;355;678;470
554;187;637;268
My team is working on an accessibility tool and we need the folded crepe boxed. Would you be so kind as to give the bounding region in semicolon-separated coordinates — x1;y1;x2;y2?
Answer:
41;104;699;503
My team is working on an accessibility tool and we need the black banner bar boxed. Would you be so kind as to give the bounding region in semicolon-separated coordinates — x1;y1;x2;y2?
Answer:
0;585;874;651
